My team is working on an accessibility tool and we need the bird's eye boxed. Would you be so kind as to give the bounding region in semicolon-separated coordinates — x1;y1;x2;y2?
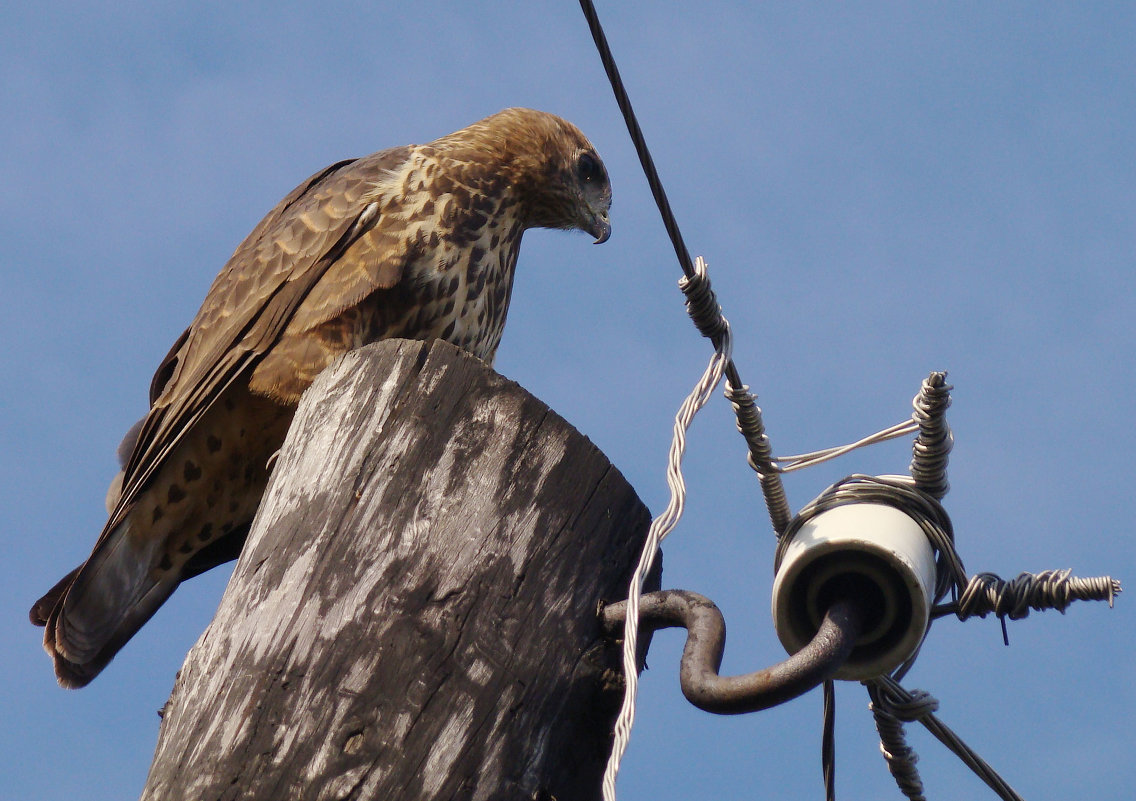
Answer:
576;152;603;184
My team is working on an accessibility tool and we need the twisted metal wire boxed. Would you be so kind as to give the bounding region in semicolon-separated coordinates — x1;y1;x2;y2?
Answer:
868;681;935;801
679;260;729;342
602;257;733;801
580;0;792;785
762;372;951;532
578;0;792;544
868;677;1026;801
910;372;952;501
774;419;919;474
941;569;1121;621
678;261;792;536
727;385;793;536
872;565;1122;798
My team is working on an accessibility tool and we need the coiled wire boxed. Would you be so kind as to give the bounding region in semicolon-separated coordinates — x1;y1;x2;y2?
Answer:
946;569;1120;621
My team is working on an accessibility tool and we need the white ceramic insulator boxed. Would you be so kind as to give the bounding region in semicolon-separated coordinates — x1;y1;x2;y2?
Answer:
771;501;937;681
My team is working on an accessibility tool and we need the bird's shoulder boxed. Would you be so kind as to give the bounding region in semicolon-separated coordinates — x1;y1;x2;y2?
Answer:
149;147;413;404
117;147;414;506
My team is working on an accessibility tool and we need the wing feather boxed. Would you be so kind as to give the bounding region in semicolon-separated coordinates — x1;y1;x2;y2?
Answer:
103;145;414;538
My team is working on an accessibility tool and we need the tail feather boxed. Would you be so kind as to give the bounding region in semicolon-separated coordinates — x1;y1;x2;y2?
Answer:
47;578;179;688
30;567;81;626
35;517;181;688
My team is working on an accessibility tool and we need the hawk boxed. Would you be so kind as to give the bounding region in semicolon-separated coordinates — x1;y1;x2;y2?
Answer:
31;108;612;688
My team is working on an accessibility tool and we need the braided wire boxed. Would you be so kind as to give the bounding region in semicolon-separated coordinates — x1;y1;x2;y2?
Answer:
774;419;919;473
601;258;732;801
578;0;795;784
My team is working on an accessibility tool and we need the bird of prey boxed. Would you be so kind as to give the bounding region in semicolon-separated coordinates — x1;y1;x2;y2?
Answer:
30;107;612;688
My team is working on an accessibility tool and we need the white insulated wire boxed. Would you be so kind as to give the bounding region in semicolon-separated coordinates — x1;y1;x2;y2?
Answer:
602;257;732;801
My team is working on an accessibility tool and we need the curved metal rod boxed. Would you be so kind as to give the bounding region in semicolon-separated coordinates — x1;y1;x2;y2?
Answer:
602;590;864;714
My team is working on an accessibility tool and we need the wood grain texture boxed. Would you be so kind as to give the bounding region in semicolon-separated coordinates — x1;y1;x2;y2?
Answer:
141;338;652;801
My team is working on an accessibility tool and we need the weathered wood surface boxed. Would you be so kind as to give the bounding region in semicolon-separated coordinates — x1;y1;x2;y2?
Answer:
140;338;653;801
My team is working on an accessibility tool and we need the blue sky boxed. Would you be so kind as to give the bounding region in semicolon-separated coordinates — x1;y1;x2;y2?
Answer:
2;2;1133;798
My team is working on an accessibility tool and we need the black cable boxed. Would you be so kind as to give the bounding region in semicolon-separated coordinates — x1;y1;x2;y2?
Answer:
822;680;837;801
579;0;778;506
577;1;742;381
578;0;694;280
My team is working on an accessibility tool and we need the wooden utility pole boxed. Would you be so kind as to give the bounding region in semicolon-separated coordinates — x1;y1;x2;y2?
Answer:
141;339;653;801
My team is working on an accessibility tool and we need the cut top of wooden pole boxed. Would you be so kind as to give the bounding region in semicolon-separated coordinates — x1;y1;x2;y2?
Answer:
141;339;652;801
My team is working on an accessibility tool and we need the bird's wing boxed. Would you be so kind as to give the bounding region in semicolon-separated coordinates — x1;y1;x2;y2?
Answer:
109;145;415;532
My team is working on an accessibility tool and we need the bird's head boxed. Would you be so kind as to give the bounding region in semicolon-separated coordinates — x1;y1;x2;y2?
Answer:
559;145;613;244
437;108;612;244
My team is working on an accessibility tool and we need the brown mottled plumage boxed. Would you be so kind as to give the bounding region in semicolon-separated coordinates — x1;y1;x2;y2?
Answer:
31;108;612;687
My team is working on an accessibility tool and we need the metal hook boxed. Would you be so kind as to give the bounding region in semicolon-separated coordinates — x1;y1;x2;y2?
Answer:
602;590;864;714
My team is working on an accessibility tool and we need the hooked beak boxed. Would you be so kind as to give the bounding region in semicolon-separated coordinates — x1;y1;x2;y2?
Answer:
591;213;611;244
584;203;611;244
